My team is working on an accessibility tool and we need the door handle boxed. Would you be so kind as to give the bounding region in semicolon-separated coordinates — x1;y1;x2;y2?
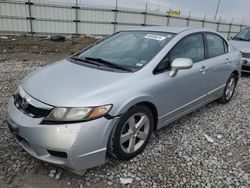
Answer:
200;66;208;72
225;58;231;64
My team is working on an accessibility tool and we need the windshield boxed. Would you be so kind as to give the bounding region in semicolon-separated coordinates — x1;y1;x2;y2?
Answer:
77;31;175;70
233;27;250;41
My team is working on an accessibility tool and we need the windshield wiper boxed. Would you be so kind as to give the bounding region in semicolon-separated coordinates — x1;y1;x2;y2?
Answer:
233;36;249;41
70;56;100;66
84;56;132;72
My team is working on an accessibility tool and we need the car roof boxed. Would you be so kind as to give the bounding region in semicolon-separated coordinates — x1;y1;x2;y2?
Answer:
126;26;193;34
126;26;208;34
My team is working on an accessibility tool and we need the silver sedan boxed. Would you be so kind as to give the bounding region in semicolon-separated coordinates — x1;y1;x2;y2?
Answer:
7;27;242;174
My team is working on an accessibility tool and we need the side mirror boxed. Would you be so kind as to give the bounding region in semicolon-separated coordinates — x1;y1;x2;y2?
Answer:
169;58;193;77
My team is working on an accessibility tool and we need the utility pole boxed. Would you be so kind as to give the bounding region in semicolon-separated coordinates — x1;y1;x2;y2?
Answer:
214;0;221;21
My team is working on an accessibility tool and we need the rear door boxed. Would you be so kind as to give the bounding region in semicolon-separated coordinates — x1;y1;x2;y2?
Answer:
203;33;232;94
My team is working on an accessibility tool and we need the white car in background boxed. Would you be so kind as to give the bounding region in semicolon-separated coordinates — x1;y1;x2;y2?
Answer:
230;27;250;73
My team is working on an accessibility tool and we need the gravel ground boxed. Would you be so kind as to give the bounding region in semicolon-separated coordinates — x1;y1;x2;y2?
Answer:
0;36;249;188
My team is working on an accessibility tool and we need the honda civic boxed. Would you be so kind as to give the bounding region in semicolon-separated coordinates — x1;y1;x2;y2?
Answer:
7;27;242;174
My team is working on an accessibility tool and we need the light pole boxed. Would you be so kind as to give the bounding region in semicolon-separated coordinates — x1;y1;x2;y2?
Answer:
214;0;221;21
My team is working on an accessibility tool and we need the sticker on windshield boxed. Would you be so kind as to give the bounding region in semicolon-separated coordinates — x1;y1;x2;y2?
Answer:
144;34;166;41
136;63;143;67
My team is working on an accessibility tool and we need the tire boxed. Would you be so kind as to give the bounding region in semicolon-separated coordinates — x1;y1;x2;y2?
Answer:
108;105;154;160
218;73;237;104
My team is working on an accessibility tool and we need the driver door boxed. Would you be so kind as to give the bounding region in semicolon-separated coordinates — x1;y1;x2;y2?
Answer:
155;33;210;127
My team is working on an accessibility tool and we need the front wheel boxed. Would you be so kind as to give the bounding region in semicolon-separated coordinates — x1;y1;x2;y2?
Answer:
218;73;237;104
108;105;154;160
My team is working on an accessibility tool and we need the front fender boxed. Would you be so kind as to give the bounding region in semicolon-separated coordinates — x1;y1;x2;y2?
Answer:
99;95;158;156
109;95;158;117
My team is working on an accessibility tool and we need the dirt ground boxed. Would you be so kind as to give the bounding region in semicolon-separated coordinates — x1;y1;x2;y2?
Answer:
0;35;97;62
0;35;249;188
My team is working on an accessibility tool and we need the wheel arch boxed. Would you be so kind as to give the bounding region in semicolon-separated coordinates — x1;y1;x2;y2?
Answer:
232;70;240;82
132;101;158;131
111;96;159;130
106;99;159;159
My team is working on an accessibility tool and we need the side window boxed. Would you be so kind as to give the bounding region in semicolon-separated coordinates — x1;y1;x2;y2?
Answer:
153;55;170;74
205;33;226;58
170;34;205;63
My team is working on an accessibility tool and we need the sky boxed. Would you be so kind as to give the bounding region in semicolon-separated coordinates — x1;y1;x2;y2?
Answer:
51;0;250;25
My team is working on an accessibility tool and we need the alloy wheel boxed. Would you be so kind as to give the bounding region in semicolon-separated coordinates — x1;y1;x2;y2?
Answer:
225;77;236;100
120;113;150;153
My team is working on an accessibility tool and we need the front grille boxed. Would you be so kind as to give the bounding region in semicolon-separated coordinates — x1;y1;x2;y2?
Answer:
241;52;250;58
242;65;250;71
13;94;51;118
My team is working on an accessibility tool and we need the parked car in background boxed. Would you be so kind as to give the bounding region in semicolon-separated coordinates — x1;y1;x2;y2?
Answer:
229;27;250;73
7;27;242;174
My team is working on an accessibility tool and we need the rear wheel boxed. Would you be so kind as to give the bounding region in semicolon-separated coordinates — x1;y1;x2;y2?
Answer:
108;105;154;160
218;73;237;104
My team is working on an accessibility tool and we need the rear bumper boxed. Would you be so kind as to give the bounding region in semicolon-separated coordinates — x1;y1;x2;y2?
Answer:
7;97;119;172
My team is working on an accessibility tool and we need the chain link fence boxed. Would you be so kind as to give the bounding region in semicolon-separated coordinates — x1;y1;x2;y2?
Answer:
0;0;248;38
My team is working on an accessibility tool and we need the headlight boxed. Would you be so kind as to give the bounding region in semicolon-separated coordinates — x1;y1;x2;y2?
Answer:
44;104;112;123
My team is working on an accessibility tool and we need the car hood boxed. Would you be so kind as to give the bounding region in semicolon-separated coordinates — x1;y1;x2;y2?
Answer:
21;59;132;107
229;40;250;53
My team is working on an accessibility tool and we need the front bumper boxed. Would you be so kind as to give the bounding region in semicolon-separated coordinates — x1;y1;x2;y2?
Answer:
241;58;250;73
7;97;119;172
